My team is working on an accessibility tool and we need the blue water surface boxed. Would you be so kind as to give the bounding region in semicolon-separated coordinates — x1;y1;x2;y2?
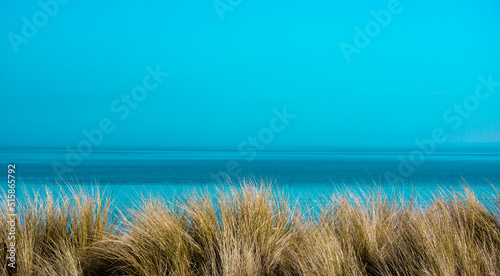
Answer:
1;150;499;209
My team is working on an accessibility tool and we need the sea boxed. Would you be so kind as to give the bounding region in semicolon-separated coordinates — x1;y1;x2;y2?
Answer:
1;150;499;208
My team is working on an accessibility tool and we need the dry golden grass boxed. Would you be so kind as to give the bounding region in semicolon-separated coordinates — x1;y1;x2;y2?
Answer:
1;182;499;276
1;187;116;276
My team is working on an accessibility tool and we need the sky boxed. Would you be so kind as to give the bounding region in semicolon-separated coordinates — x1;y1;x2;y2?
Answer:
1;0;499;151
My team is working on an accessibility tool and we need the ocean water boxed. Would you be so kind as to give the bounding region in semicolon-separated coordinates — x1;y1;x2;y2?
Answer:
1;150;499;207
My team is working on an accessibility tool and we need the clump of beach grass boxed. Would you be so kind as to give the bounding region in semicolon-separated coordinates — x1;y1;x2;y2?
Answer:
1;181;499;276
103;182;301;275
1;187;116;276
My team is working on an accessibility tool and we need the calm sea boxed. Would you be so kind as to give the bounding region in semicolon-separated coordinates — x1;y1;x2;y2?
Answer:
1;150;499;206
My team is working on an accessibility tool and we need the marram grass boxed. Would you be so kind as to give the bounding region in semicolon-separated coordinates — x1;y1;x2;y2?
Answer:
1;182;499;276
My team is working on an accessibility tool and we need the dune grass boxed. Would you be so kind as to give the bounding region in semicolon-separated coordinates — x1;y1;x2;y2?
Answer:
1;182;499;275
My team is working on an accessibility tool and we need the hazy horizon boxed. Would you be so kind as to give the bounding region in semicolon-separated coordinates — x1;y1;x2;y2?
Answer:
2;146;499;153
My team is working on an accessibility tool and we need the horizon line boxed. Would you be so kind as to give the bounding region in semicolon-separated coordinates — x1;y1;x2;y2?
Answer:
1;147;500;154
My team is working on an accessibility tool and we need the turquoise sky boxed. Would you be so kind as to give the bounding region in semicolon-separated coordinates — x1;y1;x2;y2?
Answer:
1;0;499;150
